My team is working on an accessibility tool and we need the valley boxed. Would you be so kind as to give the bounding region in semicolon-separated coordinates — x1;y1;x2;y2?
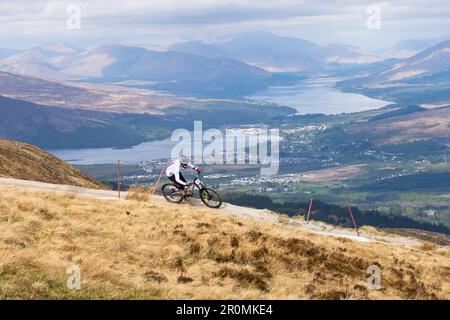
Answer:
1;31;449;240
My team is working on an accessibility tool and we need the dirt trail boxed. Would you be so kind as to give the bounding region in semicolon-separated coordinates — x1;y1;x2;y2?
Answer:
0;177;118;200
0;177;423;247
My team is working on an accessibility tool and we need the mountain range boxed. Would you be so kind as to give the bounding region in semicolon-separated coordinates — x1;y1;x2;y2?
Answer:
0;31;382;82
0;31;449;148
367;40;450;84
0;32;388;97
0;44;78;80
2;31;448;99
169;31;381;72
338;40;450;105
384;35;450;59
0;41;295;98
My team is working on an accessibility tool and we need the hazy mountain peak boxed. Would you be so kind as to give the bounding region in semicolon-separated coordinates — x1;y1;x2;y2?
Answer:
223;31;319;51
169;41;227;58
0;44;78;79
89;44;147;56
169;32;383;71
401;40;450;67
385;35;450;59
36;43;79;54
343;39;450;86
318;43;381;64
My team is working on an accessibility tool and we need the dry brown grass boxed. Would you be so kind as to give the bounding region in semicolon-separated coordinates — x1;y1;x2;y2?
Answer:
125;186;152;202
346;106;450;146
420;242;438;252
0;185;448;300
0;138;106;189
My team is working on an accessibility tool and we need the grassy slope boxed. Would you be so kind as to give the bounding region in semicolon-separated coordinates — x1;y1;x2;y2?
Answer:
346;105;450;146
0;186;448;299
0;139;106;189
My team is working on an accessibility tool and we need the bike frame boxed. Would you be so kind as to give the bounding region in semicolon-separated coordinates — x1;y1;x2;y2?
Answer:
183;175;206;196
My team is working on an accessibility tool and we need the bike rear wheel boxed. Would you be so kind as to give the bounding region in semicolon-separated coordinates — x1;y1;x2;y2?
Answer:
162;183;183;203
200;188;222;208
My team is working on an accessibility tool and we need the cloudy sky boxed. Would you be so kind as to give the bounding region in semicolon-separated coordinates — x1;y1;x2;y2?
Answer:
1;0;450;52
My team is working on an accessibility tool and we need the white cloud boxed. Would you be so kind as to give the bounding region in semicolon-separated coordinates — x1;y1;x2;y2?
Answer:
0;0;449;50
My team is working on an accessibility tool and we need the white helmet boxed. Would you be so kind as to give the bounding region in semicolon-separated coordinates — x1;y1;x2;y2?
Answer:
180;157;189;166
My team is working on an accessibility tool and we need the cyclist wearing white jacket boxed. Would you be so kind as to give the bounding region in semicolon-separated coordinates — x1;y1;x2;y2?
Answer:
166;158;201;194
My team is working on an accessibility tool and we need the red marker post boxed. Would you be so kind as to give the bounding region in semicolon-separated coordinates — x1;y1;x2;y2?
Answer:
117;160;121;199
306;197;314;223
152;170;164;195
344;196;360;236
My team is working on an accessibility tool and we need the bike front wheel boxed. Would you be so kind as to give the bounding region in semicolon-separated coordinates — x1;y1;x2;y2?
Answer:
200;188;222;209
162;183;183;203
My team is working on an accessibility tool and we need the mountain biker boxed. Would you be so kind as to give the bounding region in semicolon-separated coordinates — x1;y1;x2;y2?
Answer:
165;157;201;196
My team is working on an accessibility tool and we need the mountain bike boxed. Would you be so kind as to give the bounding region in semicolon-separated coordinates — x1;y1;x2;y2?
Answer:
161;174;223;209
